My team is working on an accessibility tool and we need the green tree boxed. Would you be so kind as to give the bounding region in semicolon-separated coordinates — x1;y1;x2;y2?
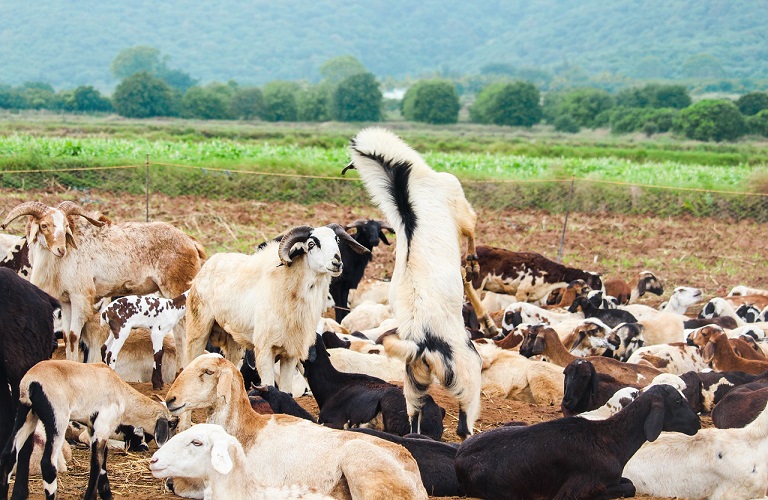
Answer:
681;53;726;79
297;85;331;122
112;72;178;118
736;91;768;116
331;72;382;122
157;67;198;92
261;81;300;121
553;115;580;133
66;86;113;112
401;80;460;124
111;46;163;80
319;56;367;85
229;87;264;120
675;99;746;142
181;85;233;119
558;88;614;128
0;85;25;109
469;81;541;127
746;110;768;137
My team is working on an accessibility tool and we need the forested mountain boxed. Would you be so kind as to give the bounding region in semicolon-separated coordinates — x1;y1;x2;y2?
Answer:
1;0;765;91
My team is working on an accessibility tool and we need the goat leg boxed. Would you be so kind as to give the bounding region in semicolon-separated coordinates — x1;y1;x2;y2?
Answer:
463;280;500;338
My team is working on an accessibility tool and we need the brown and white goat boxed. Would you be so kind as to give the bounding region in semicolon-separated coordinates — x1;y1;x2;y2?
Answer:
687;325;768;375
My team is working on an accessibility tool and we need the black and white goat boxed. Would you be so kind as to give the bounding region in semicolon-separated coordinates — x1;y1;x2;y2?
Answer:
346;127;483;439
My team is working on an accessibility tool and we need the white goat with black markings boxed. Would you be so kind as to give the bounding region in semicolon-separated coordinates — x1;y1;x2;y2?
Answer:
346;127;483;439
0;360;174;500
184;224;369;395
101;291;188;390
1;201;205;364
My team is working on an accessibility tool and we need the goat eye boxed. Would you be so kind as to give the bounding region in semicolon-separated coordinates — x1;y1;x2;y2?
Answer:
204;369;214;375
307;241;315;249
191;439;202;447
40;223;48;229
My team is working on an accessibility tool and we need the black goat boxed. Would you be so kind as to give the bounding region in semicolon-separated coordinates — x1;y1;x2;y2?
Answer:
711;382;768;428
247;385;316;422
0;268;59;461
302;334;444;440
679;369;767;413
561;359;639;416
329;219;393;322
455;384;701;500
350;428;461;497
569;295;637;328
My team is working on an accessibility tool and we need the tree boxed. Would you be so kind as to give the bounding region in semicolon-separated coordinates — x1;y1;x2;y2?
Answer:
681;53;725;79
111;46;163;80
736;92;768;116
558;88;614;128
112;72;178;118
675;99;746;142
319;56;367;85
181;85;233;120
331;73;382;122
747;110;768;137
261;81;300;121
401;80;460;124
229;87;264;120
553;115;580;133
469;81;542;127
297;85;331;122
66;86;113;112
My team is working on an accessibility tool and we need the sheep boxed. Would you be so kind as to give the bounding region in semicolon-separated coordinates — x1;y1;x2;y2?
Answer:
697;297;768;328
150;423;334;500
606;322;645;361
679;370;766;414
246;385;316;422
0;360;174;500
626;342;708;374
543;279;593;309
329;219;394;322
519;324;662;386
568;295;637;328
603;270;663;305
340;300;393;333
728;285;768;297
0;268;59;474
479;290;516;313
499;301;584;336
467;245;602;304
687;324;768;374
112;329;178;385
455;384;700;500
303;333;444;440
472;341;564;405
619;286;702;321
560;359;641;417
0;235;30;279
564;318;615;357
577;373;688;420
348;278;390;308
586;290;618;310
100;291;188;389
623;398;768;499
184;224;369;395
735;303;762;323
347;127;483;439
163;354;427;499
1;200;205;364
711;383;768;428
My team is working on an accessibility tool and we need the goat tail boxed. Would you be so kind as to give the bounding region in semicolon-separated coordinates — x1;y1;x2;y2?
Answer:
348;127;428;246
379;334;420;364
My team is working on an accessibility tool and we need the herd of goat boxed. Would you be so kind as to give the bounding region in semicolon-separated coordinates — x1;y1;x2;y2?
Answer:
0;127;767;499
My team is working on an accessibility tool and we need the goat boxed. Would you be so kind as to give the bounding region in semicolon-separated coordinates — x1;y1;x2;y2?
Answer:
728;285;768;297
606;322;645;361
0;268;59;470
246;385;316;422
626;342;708;374
679;370;766;414
329;219;394;322
688;324;768;374
711;382;768;428
326;345;406;382
1;201;205;364
100;291;188;389
469;245;602;304
623;398;768;499
603;270;663;305
455;384;700;500
568;295;637;329
561;359;641;417
150;423;334;500
347;127;482;439
0;360;174;500
0;235;30;279
578;373;688;420
184;224;369;395
163;354;427;499
340;300;393;333
303;334;444;440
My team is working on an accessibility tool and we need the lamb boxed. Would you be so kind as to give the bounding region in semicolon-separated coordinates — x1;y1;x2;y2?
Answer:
163;354;427;499
455;384;700;500
620;286;703;320
603;270;664;305
184;224;369;395
101;291;188;389
687;324;768;374
0;360;174;500
150;423;334;500
0;268;59;468
329;219;394;322
623;398;768;499
1;200;205;363
303;334;444;440
346;127;483;439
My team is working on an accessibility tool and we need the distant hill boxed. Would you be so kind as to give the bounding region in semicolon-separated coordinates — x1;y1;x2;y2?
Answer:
1;0;766;91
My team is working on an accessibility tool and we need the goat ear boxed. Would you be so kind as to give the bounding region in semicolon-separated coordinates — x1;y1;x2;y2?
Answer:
216;367;234;403
644;400;665;442
590;365;599;399
532;335;546;355
570;331;586;351
154;418;171;446
702;341;716;364
378;230;391;245
65;226;78;249
244;350;256;370
306;345;317;363
28;222;39;243
210;439;234;475
287;245;306;263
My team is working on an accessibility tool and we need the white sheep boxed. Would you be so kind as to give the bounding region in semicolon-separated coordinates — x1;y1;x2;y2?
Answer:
0;360;174;499
340;300;393;333
184;224;369;394
101;291;188;389
623;398;768;499
150;423;333;500
1;201;205;363
348;127;483;438
348;278;391;308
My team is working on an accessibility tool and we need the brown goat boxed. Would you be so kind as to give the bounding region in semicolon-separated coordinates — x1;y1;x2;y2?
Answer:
688;325;768;375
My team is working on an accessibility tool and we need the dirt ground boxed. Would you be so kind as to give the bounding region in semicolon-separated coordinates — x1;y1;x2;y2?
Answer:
3;187;760;499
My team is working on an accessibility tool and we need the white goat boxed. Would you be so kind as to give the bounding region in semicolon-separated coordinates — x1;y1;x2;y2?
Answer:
728;285;768;297
348;127;483;439
101;291;188;389
150;423;333;500
1;201;205;363
626;343;708;374
340;300;393;333
624;399;768;499
184;224;368;394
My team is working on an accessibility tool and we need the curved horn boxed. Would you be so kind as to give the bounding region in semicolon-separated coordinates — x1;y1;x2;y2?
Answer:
57;201;106;227
327;223;370;255
344;219;369;231
377;220;395;233
1;201;51;230
277;226;313;266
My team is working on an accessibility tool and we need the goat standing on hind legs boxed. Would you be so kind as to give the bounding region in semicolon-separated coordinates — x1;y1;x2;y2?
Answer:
345;127;483;439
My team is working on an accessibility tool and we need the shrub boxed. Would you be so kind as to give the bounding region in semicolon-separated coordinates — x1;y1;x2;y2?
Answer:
112;72;178;118
297;85;331;122
616;84;691;109
736;92;768;116
676;99;746;142
229;87;264;120
331;72;382;122
747;110;768;137
66;86;113;113
469;81;541;127
261;81;300;122
401;80;460;124
553;115;580;133
558;88;614;128
181;86;233;120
